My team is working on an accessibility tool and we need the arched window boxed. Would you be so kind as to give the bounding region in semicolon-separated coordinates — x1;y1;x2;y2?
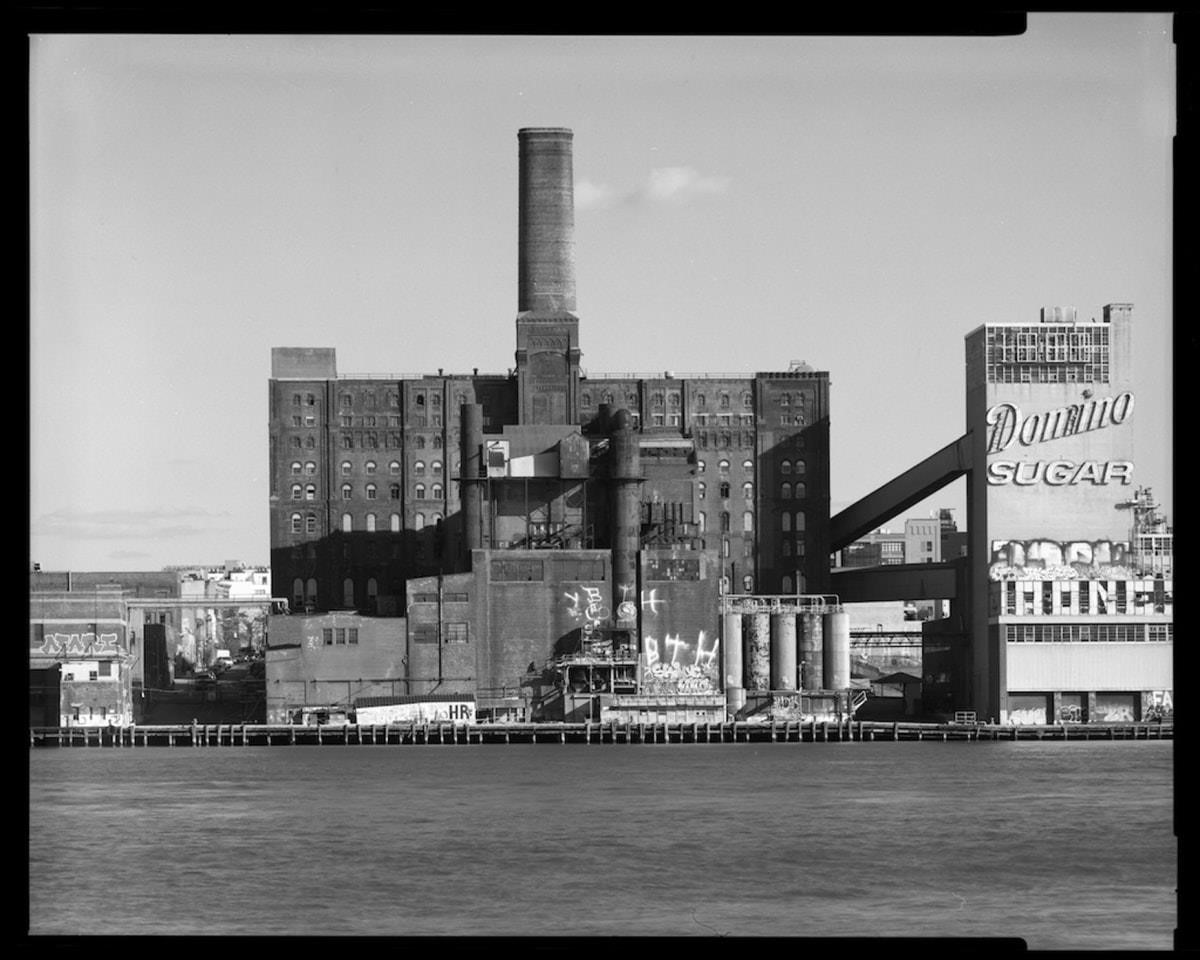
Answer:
362;513;374;532
431;461;443;477
291;484;302;500
782;513;791;533
795;540;806;557
290;461;302;475
366;579;378;607
782;575;793;594
304;436;315;449
742;392;753;408
305;484;316;500
742;574;754;592
601;391;614;404
389;460;401;474
341;484;352;500
365;461;377;474
431;483;443;499
697;481;706;499
743;459;754;473
432;512;443;524
290;513;302;533
719;393;730;409
415;483;426;499
342;513;352;532
696;393;706;408
796;511;806;532
697;460;706;473
432;436;442;449
794;459;807;477
781;482;792;499
651;391;664;408
581;392;592;406
720;433;731;449
743;511;754;533
743;482;753;500
795;482;807;499
719;481;731;499
718;459;730;475
292;578;304;606
722;538;730;557
305;578;317;605
414;461;426;476
782;541;792;557
698;511;706;533
390;483;401;500
390;513;401;532
343;578;355;608
340;393;352;409
780;459;792;475
305;461;316;475
341;461;352;475
414;513;425;531
306;514;317;534
720;511;730;533
668;393;680;408
366;484;377;500
414;435;426;449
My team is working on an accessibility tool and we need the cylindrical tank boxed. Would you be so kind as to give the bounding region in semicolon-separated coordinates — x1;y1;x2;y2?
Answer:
518;127;575;313
609;409;642;619
799;611;824;691
822;610;851;691
770;612;797;691
460;403;485;555
722;610;744;692
746;612;772;692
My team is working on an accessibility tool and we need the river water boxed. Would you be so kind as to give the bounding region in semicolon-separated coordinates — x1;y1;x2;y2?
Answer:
28;740;1174;947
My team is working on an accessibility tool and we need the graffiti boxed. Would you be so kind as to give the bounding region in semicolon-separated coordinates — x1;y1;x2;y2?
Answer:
640;588;664;615
642;631;720;694
1007;707;1047;726
35;632;120;657
1094;702;1134;722
989;539;1135;581
1143;690;1173;721
306;634;325;650
564;584;610;644
1057;704;1082;723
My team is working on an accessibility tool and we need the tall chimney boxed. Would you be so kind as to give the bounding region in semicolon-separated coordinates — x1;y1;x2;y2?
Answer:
518;127;575;314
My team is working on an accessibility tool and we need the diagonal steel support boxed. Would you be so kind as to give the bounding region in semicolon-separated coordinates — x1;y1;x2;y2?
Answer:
830;432;974;552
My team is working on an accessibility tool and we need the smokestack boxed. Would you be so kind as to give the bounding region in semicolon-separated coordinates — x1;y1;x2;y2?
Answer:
518;127;575;313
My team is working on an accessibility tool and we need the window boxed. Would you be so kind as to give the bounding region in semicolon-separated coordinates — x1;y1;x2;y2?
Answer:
342;461;352;475
290;513;302;533
291;437;302;449
366;461;377;474
366;484;377;500
414;513;425;531
390;513;401;532
341;513;352;532
743;511;754;533
781;482;792;499
304;436;315;449
415;483;426;499
431;483;443;499
292;393;302;407
444;623;469;644
341;483;352;500
366;513;377;532
305;484;316;500
343;579;355;608
718;459;730;475
291;484;302;500
697;481;706;499
743;459;754;473
390;483;401;500
794;459;807;477
722;539;730;557
782;575;793;593
389;460;401;474
306;579;317;605
293;579;305;606
719;481;731;499
697;460;706;473
305;461;316;475
795;482;806;499
340;393;352;409
698;511;706;533
306;514;317;534
414;461;426;475
720;511;730;533
291;461;302;475
780;459;792;475
795;511;806;532
696;393;706;408
323;628;333;646
432;461;443;477
719;393;730;409
782;513;791;533
742;575;754;592
782;541;791;557
743;482;753;500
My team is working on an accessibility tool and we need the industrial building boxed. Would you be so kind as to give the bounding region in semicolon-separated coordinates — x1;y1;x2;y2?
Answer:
267;128;843;724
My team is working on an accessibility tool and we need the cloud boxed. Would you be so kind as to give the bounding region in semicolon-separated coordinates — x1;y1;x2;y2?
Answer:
575;166;730;211
31;508;233;541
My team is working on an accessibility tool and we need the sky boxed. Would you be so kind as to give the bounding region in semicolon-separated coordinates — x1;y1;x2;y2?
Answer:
29;17;1175;571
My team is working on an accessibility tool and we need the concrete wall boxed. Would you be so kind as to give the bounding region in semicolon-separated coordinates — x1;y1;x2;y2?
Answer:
1005;642;1172;691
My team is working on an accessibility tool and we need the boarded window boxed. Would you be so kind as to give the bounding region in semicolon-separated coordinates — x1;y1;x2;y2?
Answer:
491;559;545;582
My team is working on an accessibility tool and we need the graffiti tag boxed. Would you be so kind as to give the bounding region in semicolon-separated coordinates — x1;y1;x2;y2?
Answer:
35;633;120;656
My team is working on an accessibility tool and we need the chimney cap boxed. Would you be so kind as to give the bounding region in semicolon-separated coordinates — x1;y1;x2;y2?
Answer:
518;127;573;138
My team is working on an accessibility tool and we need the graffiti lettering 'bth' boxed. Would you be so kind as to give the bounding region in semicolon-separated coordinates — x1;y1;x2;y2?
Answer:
36;633;120;657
